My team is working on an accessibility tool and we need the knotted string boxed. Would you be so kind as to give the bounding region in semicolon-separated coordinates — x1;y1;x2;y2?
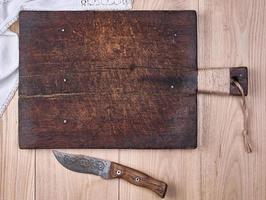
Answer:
231;79;252;153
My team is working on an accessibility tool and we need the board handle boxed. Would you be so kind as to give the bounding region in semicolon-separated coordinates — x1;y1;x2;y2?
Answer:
198;67;248;96
110;162;168;198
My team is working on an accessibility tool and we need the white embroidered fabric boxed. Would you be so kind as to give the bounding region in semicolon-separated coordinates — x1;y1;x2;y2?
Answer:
0;0;133;117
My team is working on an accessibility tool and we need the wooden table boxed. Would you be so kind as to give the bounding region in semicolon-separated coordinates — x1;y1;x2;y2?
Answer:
1;0;265;199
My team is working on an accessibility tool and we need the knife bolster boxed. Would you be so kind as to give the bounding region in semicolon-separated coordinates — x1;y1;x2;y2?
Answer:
198;67;248;96
110;162;167;198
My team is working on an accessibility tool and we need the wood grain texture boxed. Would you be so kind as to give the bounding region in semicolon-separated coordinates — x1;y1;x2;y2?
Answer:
198;0;266;200
0;0;266;200
110;162;167;198
0;93;35;200
18;11;198;149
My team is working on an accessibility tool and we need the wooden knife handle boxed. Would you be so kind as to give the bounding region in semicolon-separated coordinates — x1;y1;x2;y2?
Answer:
198;66;248;96
110;162;167;198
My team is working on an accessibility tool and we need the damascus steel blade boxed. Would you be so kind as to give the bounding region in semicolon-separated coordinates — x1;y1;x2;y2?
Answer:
53;150;111;179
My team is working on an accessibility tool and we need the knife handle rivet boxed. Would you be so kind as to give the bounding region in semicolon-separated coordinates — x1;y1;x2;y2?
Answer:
135;177;140;182
63;119;67;124
63;78;67;82
170;85;174;88
116;170;122;175
61;28;65;32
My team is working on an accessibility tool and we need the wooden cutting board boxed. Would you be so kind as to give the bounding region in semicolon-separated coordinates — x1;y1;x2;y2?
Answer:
19;11;197;149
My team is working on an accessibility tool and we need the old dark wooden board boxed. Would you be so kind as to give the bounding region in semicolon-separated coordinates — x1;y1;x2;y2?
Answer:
19;11;197;149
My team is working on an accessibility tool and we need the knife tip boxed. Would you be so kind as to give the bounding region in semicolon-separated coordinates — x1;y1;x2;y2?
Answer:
52;149;57;154
52;149;61;157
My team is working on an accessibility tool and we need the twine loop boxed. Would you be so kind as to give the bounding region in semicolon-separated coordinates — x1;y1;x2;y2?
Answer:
231;79;252;153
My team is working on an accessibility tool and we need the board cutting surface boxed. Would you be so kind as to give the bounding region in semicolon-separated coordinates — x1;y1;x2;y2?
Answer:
19;11;197;149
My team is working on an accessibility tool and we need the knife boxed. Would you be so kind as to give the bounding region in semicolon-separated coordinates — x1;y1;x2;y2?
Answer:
53;150;168;198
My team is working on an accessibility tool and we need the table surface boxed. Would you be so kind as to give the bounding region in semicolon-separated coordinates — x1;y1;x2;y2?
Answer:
1;0;266;199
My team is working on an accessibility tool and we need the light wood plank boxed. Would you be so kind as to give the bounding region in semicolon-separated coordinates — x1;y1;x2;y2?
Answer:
0;92;35;200
118;1;201;200
198;0;266;199
133;0;197;10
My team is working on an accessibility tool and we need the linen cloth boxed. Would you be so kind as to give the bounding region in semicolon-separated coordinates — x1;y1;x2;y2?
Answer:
0;0;133;117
